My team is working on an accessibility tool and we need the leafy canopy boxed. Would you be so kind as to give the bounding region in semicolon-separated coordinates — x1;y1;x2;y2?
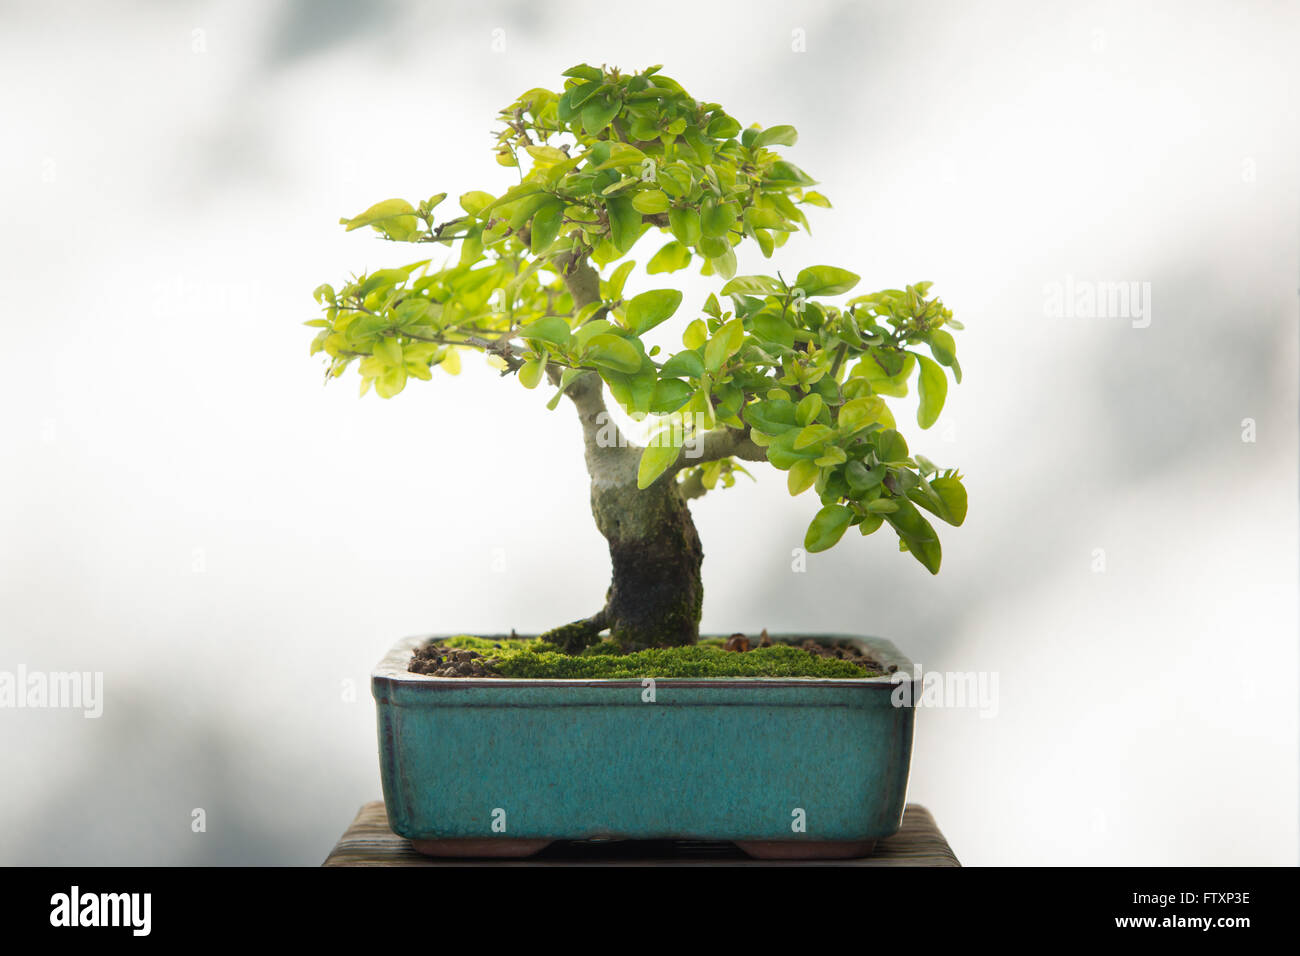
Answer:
307;63;967;573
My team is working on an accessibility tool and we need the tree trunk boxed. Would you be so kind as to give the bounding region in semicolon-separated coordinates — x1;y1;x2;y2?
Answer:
541;257;704;653
593;451;703;651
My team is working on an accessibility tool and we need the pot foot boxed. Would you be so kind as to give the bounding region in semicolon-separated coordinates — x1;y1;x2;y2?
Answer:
409;838;551;858
735;839;877;860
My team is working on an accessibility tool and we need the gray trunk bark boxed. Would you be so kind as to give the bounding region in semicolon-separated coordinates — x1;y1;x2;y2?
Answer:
542;257;703;652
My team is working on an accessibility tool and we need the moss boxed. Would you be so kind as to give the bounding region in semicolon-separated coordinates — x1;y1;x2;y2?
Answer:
437;635;881;679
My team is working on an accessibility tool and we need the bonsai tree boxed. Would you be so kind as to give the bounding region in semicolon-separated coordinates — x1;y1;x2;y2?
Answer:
308;63;967;655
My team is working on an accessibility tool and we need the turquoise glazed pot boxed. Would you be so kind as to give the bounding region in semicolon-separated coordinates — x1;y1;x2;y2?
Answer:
372;634;917;859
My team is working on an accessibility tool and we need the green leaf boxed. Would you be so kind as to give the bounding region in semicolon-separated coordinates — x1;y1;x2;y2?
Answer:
929;328;957;365
647;241;691;274
846;461;885;494
683;319;708;349
660;349;704;379
603;260;636;300
916;354;947;429
606;197;642;254
650;378;693;413
506;190;555;230
837;396;894;434
853;349;915;398
793;423;832;449
710;244;737;280
751;308;795;348
668;206;702;245
721;275;783;296
743;398;797;434
707;113;742;138
605;365;658;416
928;328;962;384
459;191;495;216
804;504;853;553
566;80;601;109
562;64;603;81
585;333;642;373
372;338;402;366
529;198;564;254
582;96;621;135
753;124;798;148
704;318;744;372
545;369;581;410
884;497;942;573
794;265;860;297
632;189;670;214
657;164;693;197
626;289;683;335
875;429;910;463
341;198;416;231
373;367;408;399
787;459;819;495
637;432;683;489
795;394;824;426
519;316;571;346
701;197;738;238
764;430;820;469
764;160;817;187
910;476;967;526
477;181;542;219
519;358;545;389
858;512;884;535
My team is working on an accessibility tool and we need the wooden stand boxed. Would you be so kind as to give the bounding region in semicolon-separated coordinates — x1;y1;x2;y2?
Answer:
324;801;960;866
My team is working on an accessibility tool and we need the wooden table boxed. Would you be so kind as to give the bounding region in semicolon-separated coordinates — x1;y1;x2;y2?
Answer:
324;801;959;866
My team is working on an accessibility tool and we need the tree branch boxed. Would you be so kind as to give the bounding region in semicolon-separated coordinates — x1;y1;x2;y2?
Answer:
560;254;639;483
671;425;766;475
678;469;709;500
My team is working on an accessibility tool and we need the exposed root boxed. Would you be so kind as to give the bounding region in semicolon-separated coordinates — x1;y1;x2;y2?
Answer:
538;607;610;654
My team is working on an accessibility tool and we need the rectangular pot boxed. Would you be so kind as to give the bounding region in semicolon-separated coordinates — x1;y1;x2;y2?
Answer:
372;633;917;857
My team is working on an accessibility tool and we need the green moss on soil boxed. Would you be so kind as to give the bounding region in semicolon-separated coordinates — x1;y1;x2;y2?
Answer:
440;635;881;679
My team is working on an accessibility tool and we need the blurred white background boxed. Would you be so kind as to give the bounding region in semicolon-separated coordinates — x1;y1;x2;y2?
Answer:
1;0;1296;865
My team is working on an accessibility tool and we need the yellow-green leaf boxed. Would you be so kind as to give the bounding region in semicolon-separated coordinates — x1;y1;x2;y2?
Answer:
787;459;818;496
341;198;416;231
585;334;642;374
529;198;564;253
838;395;895;433
632;189;670;214
519;358;545;389
626;289;683;335
916;354;947;429
637;433;683;489
647;241;691;274
804;504;853;553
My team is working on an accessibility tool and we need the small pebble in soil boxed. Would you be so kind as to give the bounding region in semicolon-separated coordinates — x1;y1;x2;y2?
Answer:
409;645;501;678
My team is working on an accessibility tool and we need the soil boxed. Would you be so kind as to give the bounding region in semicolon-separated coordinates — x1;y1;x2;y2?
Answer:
784;636;894;674
409;645;498;678
407;631;896;679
